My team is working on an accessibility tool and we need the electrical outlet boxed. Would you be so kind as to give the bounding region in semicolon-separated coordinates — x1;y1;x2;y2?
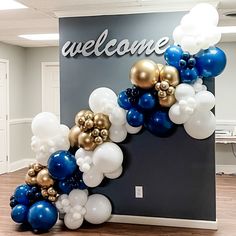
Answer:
135;186;143;198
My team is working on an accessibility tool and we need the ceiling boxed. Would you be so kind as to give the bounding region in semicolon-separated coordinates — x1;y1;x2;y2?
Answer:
0;0;236;47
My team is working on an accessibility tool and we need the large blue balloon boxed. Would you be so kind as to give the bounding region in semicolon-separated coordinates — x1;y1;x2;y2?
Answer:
11;204;29;223
180;67;198;84
127;108;144;127
138;93;156;110
48;151;77;180
14;184;31;205
195;47;226;78
28;201;58;231
145;111;176;137
164;45;183;69
118;90;132;110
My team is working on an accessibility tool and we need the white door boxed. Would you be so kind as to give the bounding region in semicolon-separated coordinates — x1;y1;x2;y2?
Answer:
42;62;60;120
0;60;8;174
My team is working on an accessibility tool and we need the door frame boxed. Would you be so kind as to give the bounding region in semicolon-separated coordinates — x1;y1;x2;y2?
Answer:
0;58;9;173
41;62;59;112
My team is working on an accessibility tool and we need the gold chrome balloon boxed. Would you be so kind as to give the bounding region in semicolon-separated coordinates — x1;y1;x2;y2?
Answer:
100;129;109;138
92;128;100;137
84;110;94;120
36;168;54;188
157;63;164;72
94;113;111;130
78;132;97;151
28;168;36;177
33;163;44;172
130;59;159;89
85;119;94;130
69;125;81;147
159;65;179;86
25;175;37;185
94;136;103;145
41;189;49;198
159;95;176;107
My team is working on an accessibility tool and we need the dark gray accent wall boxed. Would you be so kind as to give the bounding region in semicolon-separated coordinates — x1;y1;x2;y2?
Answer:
59;12;215;221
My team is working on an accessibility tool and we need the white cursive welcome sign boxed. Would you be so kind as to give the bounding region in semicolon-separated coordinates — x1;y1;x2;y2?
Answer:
62;29;169;58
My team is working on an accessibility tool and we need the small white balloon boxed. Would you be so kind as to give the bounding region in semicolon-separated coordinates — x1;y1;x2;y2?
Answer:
75;148;93;159
175;84;195;101
109;125;127;143
82;166;104;188
60;124;70;136
64;213;84;230
85;194;112;224
125;123;142;134
173;25;184;45
195;91;215;111
93;142;123;173
105;166;123;179
181;36;199;55
109;107;126;125
69;189;88;206
169;103;190;124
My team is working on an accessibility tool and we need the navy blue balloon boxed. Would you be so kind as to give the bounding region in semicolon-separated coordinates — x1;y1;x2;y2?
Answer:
11;204;29;223
28;201;58;231
180;67;198;84
164;45;183;69
127;108;144;127
195;47;226;78
14;184;31;205
118;90;132;110
48;151;77;180
138;93;156;110
145;111;176;137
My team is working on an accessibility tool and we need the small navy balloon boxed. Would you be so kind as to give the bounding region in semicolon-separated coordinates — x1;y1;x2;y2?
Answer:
14;184;31;205
145;111;176;137
138;93;156;110
195;47;226;78
11;204;29;223
127;108;144;127
118;90;132;110
27;201;58;231
180;67;198;84
48;151;77;180
164;45;183;69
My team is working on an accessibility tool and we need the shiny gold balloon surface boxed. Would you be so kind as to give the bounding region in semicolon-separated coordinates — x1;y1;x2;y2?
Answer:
25;175;37;185
78;132;97;151
130;59;159;89
159;95;176;107
75;110;87;126
159;65;179;86
37;168;54;188
94;113;111;130
69;125;81;147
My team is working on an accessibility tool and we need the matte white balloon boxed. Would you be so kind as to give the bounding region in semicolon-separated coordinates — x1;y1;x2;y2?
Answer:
184;111;216;139
105;166;123;179
173;25;184;45
64;213;84;230
109;125;127;143
69;189;88;207
93;142;123;173
82;166;104;188
75;148;93;159
125;123;142;134
109;107;126;125
89;87;117;113
175;84;195;101
85;194;112;224
181;36;199;55
169;103;190;124
195;91;215;111
60;124;70;136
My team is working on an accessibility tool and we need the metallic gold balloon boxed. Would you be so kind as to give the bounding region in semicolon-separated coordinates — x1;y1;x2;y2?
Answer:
159;65;179;86
84;110;94;120
69;125;81;147
100;129;109;138
159;95;176;107
78;132;97;151
48;196;57;202
130;59;159;89
25;175;37;185
94;113;111;130
167;86;175;95
158;90;167;98
34;163;44;172
94;136;103;145
157;63;164;72
85;119;94;129
92;128;100;137
160;81;169;91
48;187;57;196
75;110;87;126
37;169;54;188
41;189;49;198
28;168;36;177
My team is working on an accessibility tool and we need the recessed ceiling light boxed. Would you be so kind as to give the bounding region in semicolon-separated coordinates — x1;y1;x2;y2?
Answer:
218;26;236;34
0;0;27;10
18;34;59;41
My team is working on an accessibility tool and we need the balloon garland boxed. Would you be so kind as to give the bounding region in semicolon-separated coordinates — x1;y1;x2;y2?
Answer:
10;3;226;233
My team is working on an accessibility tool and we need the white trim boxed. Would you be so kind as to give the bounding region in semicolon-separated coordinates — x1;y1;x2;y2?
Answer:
41;62;59;112
8;158;34;173
216;120;236;126
216;165;236;174
9;118;33;125
109;215;217;230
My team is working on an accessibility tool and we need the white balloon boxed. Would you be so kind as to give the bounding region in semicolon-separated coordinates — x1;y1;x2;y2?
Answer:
109;125;127;143
89;87;117;113
75;148;93;159
181;36;199;55
175;84;195;101
69;189;88;206
93;142;123;173
36;154;48;166
169;103;190;124
125;123;142;134
105;166;123;179
64;213;84;230
173;25;184;45
31;112;60;138
195;91;215;111
109;107;126;125
101;100;117;115
60;124;70;136
82;166;104;187
85;194;112;224
184;111;216;139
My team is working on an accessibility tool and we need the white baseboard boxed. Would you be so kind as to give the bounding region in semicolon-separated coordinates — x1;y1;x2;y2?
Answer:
216;165;236;174
8;158;34;172
109;215;217;230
